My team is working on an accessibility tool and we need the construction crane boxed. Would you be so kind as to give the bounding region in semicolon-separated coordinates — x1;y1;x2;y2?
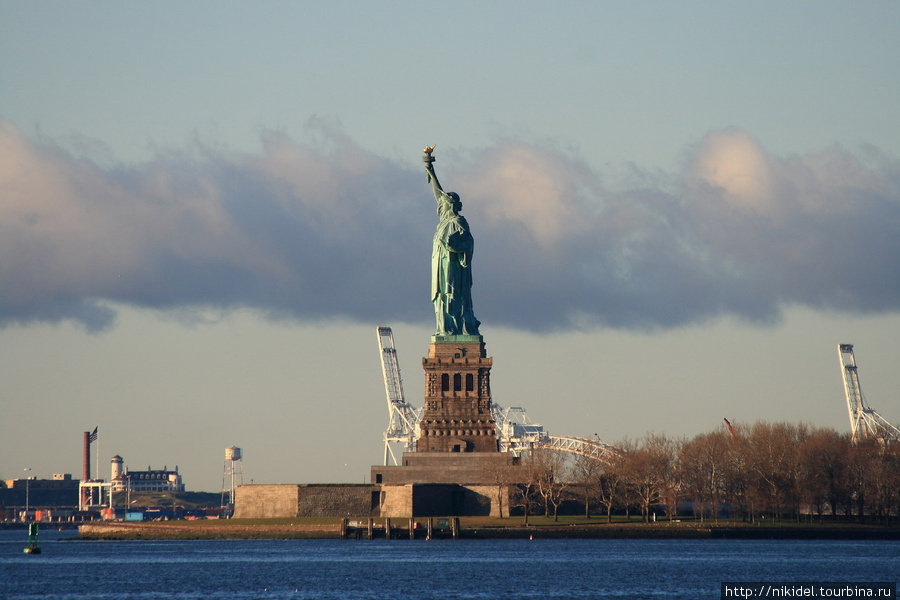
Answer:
377;327;422;465
493;405;546;454
377;326;620;464
494;408;619;460
838;343;900;443
493;407;620;463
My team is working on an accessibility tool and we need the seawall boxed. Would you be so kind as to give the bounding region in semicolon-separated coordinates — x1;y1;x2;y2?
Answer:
78;520;900;541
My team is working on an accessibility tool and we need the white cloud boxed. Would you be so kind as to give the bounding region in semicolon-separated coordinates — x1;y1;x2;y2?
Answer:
458;144;599;250
690;128;781;216
1;120;899;333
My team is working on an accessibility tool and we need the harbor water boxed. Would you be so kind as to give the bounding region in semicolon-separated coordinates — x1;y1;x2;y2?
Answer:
1;529;898;599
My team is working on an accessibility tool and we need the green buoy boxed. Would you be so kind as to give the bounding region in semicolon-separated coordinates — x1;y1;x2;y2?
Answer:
23;522;41;554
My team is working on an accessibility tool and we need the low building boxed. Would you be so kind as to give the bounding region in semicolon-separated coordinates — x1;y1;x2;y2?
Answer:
233;482;513;519
110;455;184;493
0;476;80;509
234;452;522;519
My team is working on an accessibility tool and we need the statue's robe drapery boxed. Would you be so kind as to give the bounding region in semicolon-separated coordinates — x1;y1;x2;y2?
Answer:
432;199;480;336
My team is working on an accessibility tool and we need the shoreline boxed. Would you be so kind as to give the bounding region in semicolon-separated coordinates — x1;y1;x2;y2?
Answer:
76;520;900;541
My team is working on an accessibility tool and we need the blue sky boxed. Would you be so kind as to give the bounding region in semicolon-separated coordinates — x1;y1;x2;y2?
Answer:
2;1;899;492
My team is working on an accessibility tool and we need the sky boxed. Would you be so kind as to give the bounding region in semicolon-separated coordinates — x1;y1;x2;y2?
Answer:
2;2;899;493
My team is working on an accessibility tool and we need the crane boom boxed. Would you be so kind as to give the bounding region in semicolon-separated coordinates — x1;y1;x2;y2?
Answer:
838;343;900;443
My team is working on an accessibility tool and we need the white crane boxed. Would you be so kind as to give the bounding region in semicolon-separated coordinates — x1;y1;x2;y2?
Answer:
492;405;546;453
493;407;619;463
377;327;422;465
838;343;900;443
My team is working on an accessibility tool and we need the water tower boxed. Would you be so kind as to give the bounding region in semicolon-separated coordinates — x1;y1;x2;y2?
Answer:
221;446;244;511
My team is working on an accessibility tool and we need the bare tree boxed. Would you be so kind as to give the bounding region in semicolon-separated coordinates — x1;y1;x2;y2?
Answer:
531;447;571;522
719;422;756;522
596;452;626;523
573;452;604;518
873;441;900;524
843;436;900;523
624;433;674;522
680;431;729;523
746;422;804;521
514;448;545;525
798;427;851;519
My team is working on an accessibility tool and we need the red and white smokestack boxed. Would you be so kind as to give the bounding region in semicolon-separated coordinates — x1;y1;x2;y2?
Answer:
82;430;91;508
83;431;90;482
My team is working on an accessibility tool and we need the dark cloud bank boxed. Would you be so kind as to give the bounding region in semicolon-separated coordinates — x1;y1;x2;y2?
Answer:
1;120;899;333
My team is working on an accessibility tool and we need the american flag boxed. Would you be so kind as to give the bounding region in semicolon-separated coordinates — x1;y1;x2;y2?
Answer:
723;418;734;437
89;426;98;443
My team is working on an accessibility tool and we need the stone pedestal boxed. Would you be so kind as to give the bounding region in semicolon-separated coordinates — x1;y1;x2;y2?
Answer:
366;334;523;517
416;335;498;453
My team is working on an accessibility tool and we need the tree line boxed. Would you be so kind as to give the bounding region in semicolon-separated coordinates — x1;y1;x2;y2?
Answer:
509;421;900;524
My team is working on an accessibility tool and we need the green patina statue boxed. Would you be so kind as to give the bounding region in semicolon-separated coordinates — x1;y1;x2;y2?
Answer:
423;146;481;338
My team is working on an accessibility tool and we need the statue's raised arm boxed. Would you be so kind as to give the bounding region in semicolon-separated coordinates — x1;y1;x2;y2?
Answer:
422;145;447;203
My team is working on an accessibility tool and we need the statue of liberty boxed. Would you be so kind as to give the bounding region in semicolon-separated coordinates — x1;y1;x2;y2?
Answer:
423;146;481;337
